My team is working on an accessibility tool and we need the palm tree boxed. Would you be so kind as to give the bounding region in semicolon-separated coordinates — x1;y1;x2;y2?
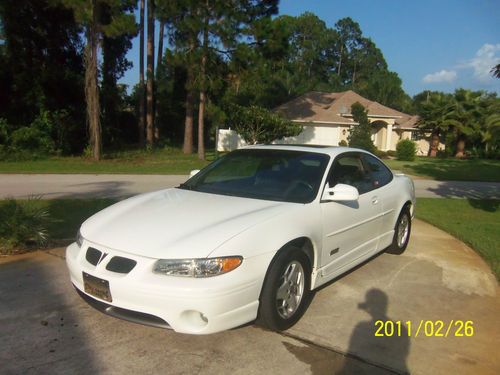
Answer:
491;64;500;79
416;92;455;157
450;90;483;158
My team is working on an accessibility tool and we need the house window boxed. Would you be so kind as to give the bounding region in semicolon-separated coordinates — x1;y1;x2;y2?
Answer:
411;131;422;141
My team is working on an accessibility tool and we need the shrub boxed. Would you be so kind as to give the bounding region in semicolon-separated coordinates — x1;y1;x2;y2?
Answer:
338;140;348;147
0;118;9;145
396;139;417;161
229;105;302;145
10;126;55;156
348;102;376;153
375;150;389;159
387;150;396;157
0;197;51;253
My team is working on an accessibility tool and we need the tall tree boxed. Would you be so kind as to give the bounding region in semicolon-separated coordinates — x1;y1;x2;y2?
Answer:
197;16;208;160
0;1;84;134
146;0;155;146
138;0;145;145
61;0;135;160
155;17;166;141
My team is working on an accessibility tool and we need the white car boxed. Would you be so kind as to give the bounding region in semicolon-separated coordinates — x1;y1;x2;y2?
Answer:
66;145;415;334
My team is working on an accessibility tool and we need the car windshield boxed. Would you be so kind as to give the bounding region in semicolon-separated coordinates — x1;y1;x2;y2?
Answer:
179;149;330;203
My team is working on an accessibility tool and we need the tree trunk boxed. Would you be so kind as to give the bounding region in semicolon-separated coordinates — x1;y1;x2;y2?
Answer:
146;0;155;146
197;90;206;160
182;37;196;155
337;44;343;77
455;136;465;158
429;132;439;157
197;20;208;161
138;0;145;146
84;15;101;160
154;19;165;142
183;74;194;154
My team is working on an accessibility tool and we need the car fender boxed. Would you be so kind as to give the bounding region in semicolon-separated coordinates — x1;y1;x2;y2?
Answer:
209;202;323;273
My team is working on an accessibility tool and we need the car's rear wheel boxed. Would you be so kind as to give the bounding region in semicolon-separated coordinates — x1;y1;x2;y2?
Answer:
387;206;412;255
257;247;313;331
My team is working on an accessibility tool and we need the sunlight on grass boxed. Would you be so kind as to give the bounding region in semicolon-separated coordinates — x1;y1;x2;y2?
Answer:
385;157;500;182
416;198;500;280
0;147;212;174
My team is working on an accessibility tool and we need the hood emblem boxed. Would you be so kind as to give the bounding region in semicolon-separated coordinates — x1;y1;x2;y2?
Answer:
98;253;108;265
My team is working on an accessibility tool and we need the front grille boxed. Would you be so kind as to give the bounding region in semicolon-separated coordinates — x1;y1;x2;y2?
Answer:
106;256;137;274
86;247;102;265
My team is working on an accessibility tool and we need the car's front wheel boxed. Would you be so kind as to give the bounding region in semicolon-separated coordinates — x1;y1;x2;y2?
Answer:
387;206;412;255
257;247;313;331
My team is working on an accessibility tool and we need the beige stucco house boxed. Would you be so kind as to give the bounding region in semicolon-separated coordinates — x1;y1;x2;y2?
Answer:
217;90;440;155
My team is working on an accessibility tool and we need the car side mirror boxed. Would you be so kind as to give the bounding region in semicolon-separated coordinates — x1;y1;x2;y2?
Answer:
322;183;359;202
189;169;200;178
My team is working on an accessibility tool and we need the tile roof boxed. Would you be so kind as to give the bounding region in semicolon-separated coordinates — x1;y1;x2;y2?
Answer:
275;90;419;128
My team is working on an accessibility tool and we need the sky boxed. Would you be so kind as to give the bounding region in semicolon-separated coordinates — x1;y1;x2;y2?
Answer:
119;0;500;97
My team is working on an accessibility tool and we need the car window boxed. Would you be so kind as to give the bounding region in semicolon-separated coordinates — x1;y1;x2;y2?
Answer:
328;154;372;194
181;149;330;203
362;154;393;189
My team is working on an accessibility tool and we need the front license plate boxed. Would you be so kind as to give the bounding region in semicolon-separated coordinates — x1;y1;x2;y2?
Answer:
83;272;112;302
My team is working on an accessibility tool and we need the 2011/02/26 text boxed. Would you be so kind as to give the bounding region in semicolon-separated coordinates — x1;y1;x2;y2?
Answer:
374;320;474;337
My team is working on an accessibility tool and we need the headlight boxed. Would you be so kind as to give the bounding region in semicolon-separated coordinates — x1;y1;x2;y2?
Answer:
76;230;83;247
153;256;242;277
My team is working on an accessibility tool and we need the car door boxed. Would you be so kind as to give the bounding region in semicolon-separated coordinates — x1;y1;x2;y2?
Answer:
319;152;383;277
361;153;398;249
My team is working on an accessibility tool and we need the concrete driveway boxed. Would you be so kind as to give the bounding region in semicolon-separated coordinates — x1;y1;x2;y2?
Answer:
1;220;498;375
1;174;500;199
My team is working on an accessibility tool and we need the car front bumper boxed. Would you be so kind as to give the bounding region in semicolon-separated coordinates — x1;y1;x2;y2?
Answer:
66;242;272;334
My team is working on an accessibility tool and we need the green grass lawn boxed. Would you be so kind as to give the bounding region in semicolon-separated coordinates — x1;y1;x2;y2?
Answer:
416;198;500;280
0;147;212;175
385;157;500;182
1;148;499;182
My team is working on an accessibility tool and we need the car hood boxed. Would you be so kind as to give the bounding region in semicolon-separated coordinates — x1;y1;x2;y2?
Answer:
81;188;295;259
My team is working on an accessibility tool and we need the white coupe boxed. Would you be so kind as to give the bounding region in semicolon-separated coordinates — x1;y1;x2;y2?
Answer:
66;145;415;334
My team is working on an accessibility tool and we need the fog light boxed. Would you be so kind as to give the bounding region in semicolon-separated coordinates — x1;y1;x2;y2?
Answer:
200;313;208;323
181;310;209;329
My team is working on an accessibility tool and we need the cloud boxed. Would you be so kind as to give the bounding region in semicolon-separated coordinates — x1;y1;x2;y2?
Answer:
423;69;457;83
464;43;500;82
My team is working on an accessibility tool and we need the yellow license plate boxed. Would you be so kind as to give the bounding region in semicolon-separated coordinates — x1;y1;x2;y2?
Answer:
83;272;112;302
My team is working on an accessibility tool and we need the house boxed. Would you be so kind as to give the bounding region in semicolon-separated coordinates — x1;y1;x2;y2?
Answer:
217;90;442;155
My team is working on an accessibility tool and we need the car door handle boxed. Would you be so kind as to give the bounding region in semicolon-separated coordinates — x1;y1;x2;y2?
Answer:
371;196;379;205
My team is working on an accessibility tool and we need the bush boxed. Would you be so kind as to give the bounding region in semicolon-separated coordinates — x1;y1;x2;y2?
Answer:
10;126;55;156
0;118;9;145
338;140;348;147
387;150;396;157
374;150;389;159
230;105;302;144
396;139;417;161
348;103;376;153
0;197;51;253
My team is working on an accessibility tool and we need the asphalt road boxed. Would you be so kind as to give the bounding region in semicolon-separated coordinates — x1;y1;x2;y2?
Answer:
1;174;499;199
1;220;498;374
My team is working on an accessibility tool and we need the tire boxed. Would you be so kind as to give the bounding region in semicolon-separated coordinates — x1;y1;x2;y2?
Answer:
386;206;412;255
257;247;313;331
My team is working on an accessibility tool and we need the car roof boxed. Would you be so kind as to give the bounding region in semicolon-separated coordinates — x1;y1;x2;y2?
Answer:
243;144;370;157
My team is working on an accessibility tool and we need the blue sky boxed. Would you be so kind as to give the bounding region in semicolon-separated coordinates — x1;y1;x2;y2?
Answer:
119;0;500;97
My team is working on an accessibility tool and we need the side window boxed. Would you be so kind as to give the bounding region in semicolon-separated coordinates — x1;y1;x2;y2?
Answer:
328;154;372;194
362;154;393;189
